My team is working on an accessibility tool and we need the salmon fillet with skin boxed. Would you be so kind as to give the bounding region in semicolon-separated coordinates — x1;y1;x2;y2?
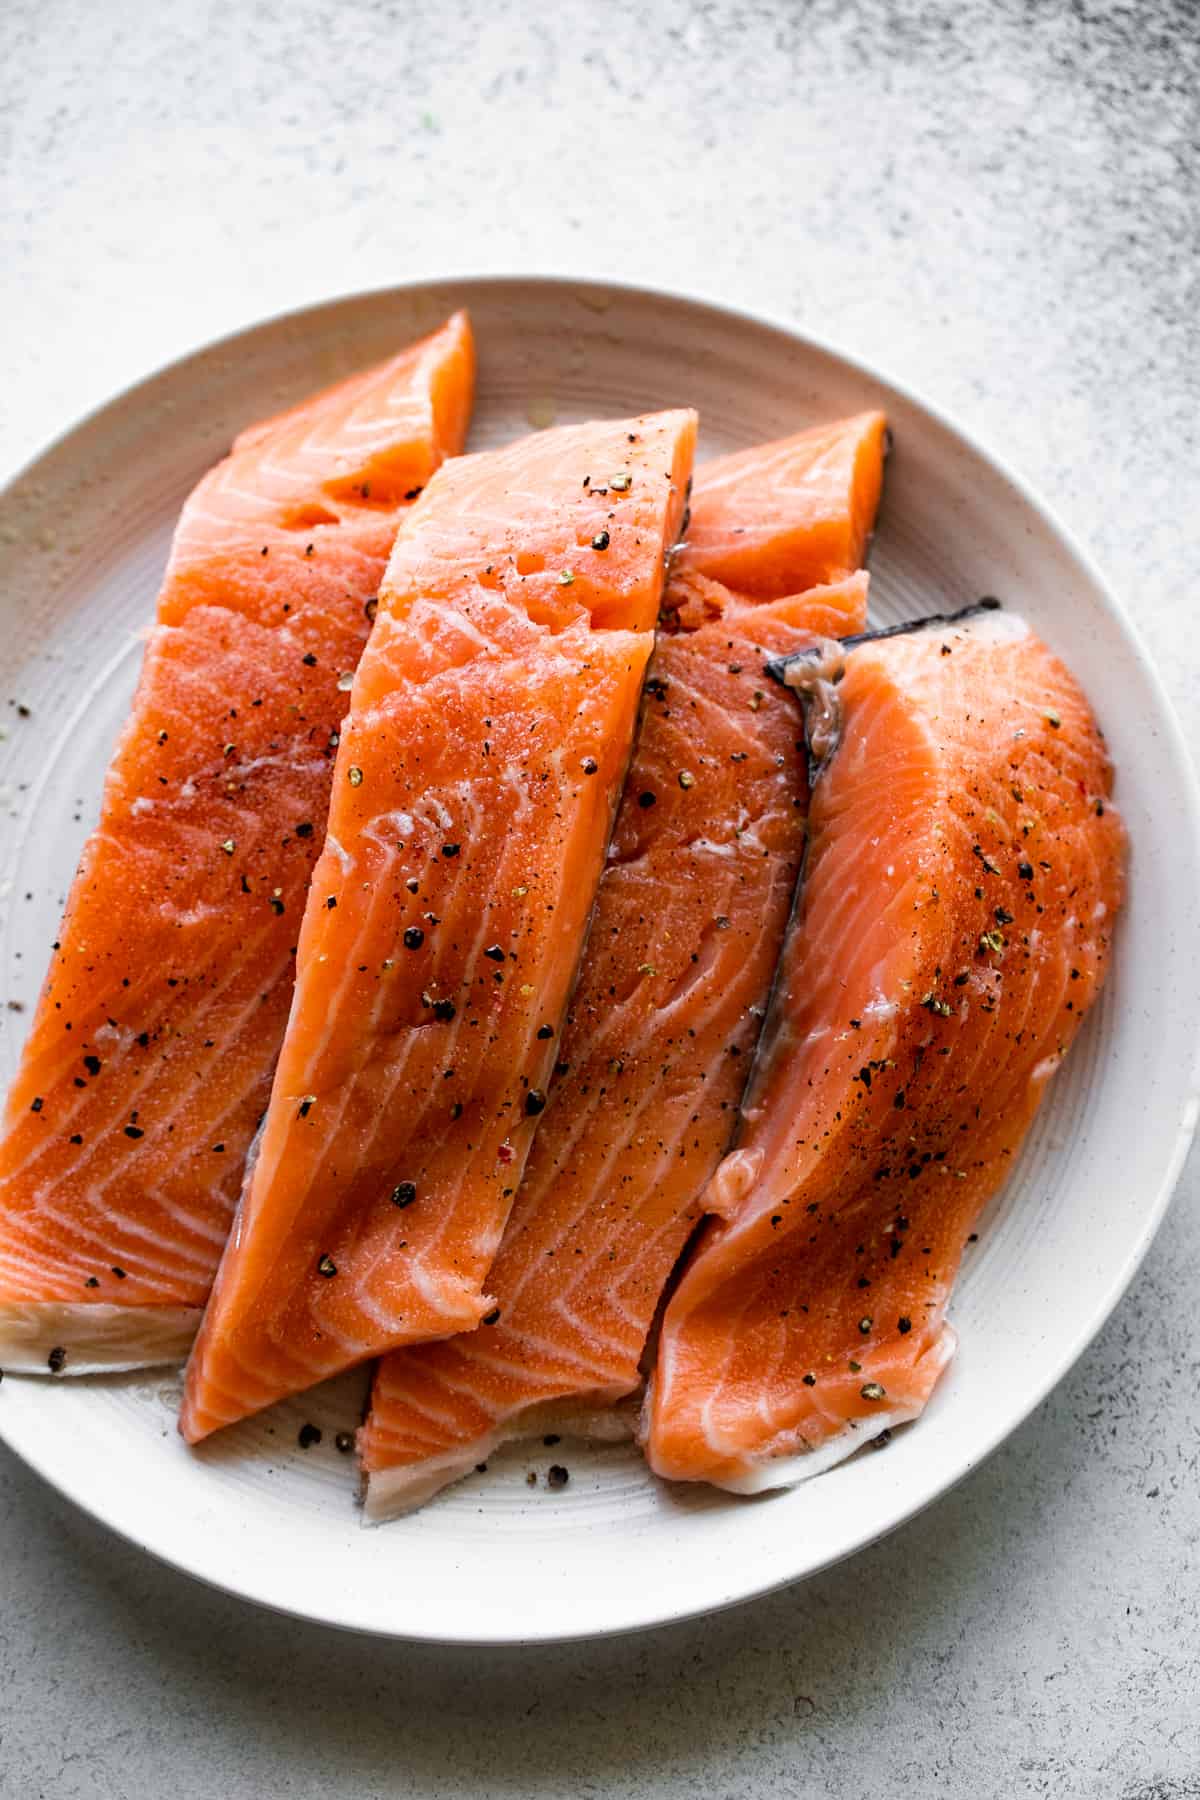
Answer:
644;606;1125;1491
358;420;887;1519
0;313;475;1374
180;409;697;1443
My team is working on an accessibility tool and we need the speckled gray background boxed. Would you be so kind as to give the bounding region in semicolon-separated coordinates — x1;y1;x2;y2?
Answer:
2;1;1199;1794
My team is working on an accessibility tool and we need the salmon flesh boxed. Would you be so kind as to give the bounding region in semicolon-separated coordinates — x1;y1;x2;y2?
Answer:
0;314;475;1372
359;415;888;1517
644;606;1125;1490
179;408;697;1440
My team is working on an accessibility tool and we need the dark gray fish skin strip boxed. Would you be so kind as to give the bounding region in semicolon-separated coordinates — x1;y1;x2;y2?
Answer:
763;597;1002;689
763;599;1003;786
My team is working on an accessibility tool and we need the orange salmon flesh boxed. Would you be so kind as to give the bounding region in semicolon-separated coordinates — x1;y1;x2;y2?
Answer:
0;314;475;1374
643;608;1125;1491
180;408;697;1440
358;415;888;1516
0;358;1125;1519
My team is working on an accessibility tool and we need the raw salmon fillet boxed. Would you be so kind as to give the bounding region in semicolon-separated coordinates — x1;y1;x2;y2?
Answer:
359;580;868;1516
359;420;887;1518
678;413;887;597
0;313;475;1373
644;606;1125;1490
180;409;697;1442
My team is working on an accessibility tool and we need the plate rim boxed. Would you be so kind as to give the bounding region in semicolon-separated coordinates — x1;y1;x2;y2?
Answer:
1;272;1198;1646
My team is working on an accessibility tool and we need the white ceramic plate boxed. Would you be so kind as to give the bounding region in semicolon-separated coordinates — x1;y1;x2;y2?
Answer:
1;278;1197;1644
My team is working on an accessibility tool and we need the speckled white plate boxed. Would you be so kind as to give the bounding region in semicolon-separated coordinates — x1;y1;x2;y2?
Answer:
1;278;1197;1645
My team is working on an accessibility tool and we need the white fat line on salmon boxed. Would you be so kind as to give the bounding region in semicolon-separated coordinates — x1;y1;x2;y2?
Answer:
28;925;290;1193
322;830;355;874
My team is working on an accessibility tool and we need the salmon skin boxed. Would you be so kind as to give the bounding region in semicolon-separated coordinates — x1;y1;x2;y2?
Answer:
644;605;1126;1491
358;417;887;1519
180;409;697;1443
0;313;475;1373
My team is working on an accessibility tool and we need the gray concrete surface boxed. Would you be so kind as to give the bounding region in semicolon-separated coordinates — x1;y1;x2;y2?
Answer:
2;1;1198;1794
